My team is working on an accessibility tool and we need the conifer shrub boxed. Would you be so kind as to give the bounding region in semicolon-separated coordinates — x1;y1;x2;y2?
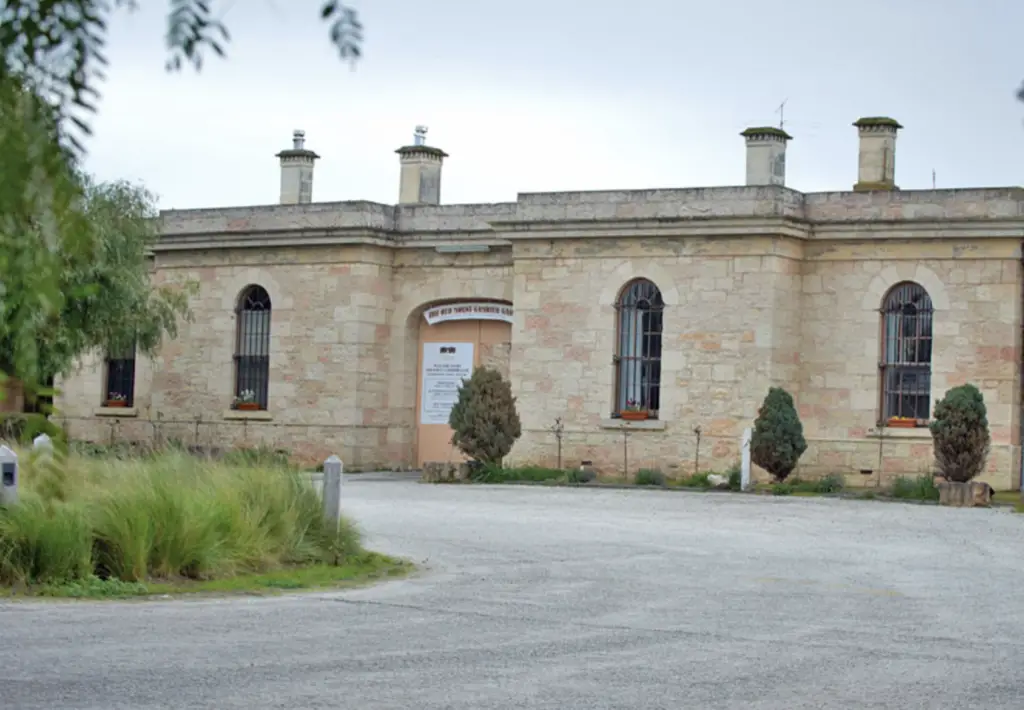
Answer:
929;383;990;483
448;367;522;466
750;387;807;482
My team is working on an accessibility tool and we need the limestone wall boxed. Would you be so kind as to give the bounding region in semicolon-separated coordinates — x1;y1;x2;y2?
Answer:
797;239;1022;489
506;237;805;476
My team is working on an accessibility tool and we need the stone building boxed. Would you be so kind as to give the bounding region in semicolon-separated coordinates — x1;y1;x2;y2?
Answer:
55;120;1024;490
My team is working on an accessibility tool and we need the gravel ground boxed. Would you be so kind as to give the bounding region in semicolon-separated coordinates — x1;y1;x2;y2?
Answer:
2;478;1023;709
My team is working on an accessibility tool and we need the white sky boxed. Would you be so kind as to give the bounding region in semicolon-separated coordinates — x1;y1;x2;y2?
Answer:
84;0;1024;210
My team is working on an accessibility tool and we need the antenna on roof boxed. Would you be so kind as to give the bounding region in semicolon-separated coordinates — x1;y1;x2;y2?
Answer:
932;169;937;189
776;98;788;131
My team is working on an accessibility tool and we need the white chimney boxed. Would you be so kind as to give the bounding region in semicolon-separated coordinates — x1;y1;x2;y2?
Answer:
853;117;902;191
396;126;448;205
276;129;319;204
740;127;792;186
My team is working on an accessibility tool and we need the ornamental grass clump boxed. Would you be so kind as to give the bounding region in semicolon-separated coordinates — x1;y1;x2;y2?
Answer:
0;451;361;586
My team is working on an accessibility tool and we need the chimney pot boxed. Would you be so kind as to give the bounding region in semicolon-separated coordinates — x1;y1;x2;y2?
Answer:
853;117;902;192
396;126;448;205
740;126;792;186
276;129;319;205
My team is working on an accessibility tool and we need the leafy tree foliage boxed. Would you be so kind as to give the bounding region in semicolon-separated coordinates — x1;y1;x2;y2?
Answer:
929;383;990;483
0;78;193;408
750;387;807;482
1;0;363;152
448;368;522;466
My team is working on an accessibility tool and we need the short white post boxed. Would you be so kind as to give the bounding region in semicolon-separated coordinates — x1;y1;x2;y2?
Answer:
32;433;53;458
0;445;18;506
740;427;752;491
322;455;344;531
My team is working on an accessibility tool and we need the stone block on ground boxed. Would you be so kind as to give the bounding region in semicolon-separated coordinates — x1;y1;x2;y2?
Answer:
421;461;471;483
937;480;993;507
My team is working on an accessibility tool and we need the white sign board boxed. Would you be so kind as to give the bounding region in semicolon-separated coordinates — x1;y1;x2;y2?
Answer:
423;302;513;326
420;342;474;425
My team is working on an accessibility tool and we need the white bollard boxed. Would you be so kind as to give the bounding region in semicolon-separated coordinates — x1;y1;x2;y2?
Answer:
740;427;752;491
0;445;18;506
32;433;53;457
322;455;344;531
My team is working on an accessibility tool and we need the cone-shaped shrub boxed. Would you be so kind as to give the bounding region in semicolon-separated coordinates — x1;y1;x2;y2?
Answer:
929;383;990;483
750;387;807;482
448;367;522;466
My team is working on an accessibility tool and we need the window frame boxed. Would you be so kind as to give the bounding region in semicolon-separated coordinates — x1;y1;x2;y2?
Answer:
613;278;664;419
104;344;136;407
234;285;272;410
878;281;934;425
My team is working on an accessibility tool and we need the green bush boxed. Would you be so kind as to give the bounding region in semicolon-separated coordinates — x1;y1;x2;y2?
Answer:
635;469;666;487
727;463;742;491
891;475;939;501
474;464;564;483
751;387;807;482
769;475;844;496
0;452;362;586
678;471;712;488
814;474;845;494
449;367;522;466
930;383;990;483
567;468;597;484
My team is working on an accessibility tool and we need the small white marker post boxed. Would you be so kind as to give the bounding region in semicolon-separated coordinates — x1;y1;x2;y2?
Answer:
322;455;344;531
0;445;18;506
740;427;753;491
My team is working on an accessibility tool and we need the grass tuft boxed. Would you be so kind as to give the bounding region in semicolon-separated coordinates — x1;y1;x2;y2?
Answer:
0;450;379;592
891;475;940;501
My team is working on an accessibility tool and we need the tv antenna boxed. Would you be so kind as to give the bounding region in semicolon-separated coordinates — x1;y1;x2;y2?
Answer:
776;98;788;131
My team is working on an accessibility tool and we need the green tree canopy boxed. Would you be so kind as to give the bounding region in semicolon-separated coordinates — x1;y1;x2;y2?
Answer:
0;77;193;403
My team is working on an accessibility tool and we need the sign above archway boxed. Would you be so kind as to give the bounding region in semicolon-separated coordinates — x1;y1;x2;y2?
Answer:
423;302;514;326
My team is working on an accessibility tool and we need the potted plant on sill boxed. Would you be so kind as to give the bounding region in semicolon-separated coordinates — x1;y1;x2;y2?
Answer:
232;390;260;412
105;392;127;408
886;416;918;429
619;399;649;422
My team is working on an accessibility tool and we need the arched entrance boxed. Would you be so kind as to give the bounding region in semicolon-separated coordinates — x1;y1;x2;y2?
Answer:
415;301;513;467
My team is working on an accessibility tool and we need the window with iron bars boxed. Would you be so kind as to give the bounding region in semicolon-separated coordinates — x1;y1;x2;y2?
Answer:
880;281;933;422
614;279;663;418
235;285;272;410
104;345;136;407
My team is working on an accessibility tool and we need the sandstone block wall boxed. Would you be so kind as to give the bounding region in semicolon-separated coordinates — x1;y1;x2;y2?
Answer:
506;237;804;476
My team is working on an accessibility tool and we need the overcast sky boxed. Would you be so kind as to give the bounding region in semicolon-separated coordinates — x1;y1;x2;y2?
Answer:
84;0;1023;210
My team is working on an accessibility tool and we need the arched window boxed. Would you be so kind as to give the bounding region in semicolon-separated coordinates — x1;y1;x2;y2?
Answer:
880;281;933;422
615;279;664;418
235;285;272;410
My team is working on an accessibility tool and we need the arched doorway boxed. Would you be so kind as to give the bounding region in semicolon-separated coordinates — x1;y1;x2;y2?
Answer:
415;301;513;467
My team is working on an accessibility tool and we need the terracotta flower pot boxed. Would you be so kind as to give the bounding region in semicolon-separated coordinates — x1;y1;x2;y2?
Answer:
886;418;916;428
105;400;127;408
620;411;648;421
236;402;260;411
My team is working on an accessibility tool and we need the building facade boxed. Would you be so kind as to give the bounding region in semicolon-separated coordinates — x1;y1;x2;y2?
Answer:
56;121;1024;489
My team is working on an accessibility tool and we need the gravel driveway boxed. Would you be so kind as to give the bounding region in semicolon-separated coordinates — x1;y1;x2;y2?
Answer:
2;478;1023;709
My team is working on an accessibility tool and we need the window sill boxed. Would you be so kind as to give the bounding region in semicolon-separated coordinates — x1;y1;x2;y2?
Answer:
95;407;138;418
600;418;666;431
867;427;932;440
223;409;273;421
